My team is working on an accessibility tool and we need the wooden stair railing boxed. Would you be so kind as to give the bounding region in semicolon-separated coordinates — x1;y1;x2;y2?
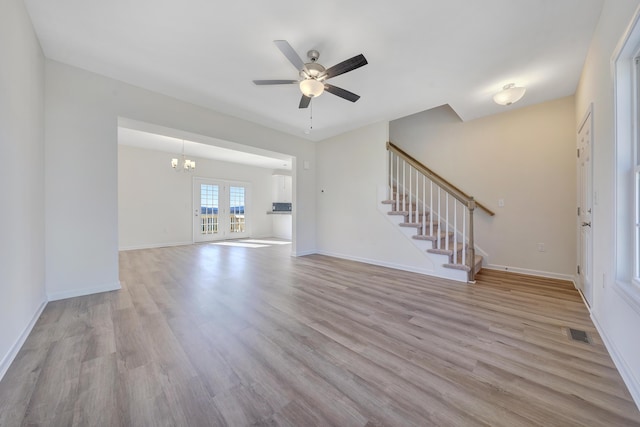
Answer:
386;141;494;282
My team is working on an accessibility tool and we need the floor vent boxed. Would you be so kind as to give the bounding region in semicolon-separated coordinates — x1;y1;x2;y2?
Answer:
569;328;590;344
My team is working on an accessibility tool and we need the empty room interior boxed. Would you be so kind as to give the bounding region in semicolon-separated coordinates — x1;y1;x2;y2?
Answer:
3;0;640;425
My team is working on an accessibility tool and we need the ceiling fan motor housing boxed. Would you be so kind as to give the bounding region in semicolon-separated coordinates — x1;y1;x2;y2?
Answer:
307;49;320;62
300;62;326;80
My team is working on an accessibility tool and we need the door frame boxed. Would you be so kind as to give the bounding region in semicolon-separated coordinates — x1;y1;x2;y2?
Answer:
192;176;251;242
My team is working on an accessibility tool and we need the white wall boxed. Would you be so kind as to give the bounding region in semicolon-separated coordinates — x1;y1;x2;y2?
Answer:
45;60;316;300
316;121;442;274
271;174;293;239
0;0;47;378
272;175;293;203
118;144;274;249
390;97;577;279
575;0;640;407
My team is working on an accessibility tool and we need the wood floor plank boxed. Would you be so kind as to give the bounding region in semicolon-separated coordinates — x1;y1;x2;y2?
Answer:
0;242;639;426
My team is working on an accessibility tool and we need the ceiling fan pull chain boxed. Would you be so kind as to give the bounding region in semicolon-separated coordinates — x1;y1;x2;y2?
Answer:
309;99;313;131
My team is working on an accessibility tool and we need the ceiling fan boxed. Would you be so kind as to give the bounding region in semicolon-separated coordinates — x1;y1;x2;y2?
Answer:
253;40;368;109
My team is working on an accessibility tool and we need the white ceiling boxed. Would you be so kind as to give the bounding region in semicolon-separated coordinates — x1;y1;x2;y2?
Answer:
118;121;292;170
25;0;603;141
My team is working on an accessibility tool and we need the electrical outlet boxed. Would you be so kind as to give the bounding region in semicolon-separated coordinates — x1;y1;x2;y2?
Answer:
498;199;505;207
537;243;546;252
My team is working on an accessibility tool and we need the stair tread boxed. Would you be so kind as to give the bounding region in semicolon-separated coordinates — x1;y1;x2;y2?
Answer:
388;210;426;216
427;243;465;255
413;231;452;241
443;255;483;272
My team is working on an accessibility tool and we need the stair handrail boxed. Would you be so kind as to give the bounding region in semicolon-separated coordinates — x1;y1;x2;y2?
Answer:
387;141;495;216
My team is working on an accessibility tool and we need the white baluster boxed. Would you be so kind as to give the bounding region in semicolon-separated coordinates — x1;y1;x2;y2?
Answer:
437;187;441;249
409;165;413;223
430;181;433;237
445;193;449;252
388;150;392;200
453;200;458;264
402;161;406;212
462;205;467;266
422;175;426;236
395;155;399;211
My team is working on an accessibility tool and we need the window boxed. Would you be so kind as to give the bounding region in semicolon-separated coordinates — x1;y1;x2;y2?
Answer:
614;10;640;311
636;56;640;282
229;186;246;233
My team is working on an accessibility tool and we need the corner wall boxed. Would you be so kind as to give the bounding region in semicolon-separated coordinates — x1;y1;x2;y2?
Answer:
390;97;577;279
45;60;316;300
574;0;640;407
316;122;441;274
0;0;47;378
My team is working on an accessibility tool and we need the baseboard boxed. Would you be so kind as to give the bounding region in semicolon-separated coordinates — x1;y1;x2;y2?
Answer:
47;281;121;301
0;299;47;382
294;249;317;256
315;250;468;282
484;264;575;282
119;241;192;251
591;312;640;411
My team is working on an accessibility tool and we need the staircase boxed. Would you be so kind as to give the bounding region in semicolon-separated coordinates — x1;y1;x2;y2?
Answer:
382;142;495;283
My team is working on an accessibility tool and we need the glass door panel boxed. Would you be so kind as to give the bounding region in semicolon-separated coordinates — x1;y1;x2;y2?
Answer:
229;186;246;234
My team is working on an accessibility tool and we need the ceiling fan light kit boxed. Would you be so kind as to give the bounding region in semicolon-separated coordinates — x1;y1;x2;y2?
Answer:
493;83;526;106
299;78;324;97
253;40;368;109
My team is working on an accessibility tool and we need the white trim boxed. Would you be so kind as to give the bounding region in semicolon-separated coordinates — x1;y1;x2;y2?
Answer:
0;300;47;382
315;250;468;282
611;4;640;63
614;279;640;316
484;264;575;282
613;4;640;312
47;281;121;302
293;249;317;256
119;241;193;251
591;312;640;410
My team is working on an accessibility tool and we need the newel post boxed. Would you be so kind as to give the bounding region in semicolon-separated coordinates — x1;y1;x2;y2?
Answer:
467;197;476;283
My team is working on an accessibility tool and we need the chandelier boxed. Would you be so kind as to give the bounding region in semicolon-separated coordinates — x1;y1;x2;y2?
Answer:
171;140;196;172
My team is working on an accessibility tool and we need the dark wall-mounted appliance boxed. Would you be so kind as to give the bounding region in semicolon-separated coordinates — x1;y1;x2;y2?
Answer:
272;202;292;212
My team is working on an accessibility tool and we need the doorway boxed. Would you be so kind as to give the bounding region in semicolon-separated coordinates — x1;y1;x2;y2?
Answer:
577;106;593;307
193;178;250;242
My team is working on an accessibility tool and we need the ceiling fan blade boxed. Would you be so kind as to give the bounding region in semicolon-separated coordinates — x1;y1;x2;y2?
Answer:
253;79;298;85
299;95;311;109
322;54;368;79
324;84;361;102
274;40;306;71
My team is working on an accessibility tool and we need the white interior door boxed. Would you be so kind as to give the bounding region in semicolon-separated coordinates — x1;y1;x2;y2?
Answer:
194;179;249;242
577;109;593;307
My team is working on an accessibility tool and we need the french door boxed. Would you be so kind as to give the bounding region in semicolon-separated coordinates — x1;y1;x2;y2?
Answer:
193;178;249;242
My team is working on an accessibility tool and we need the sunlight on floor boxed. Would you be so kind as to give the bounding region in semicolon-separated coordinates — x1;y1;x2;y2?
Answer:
211;242;268;248
209;239;291;248
240;239;292;245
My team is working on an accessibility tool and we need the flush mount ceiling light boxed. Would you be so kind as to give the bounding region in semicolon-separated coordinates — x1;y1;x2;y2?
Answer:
493;83;526;106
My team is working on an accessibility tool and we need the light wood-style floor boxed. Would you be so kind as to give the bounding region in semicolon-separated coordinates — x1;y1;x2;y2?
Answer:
1;241;639;426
